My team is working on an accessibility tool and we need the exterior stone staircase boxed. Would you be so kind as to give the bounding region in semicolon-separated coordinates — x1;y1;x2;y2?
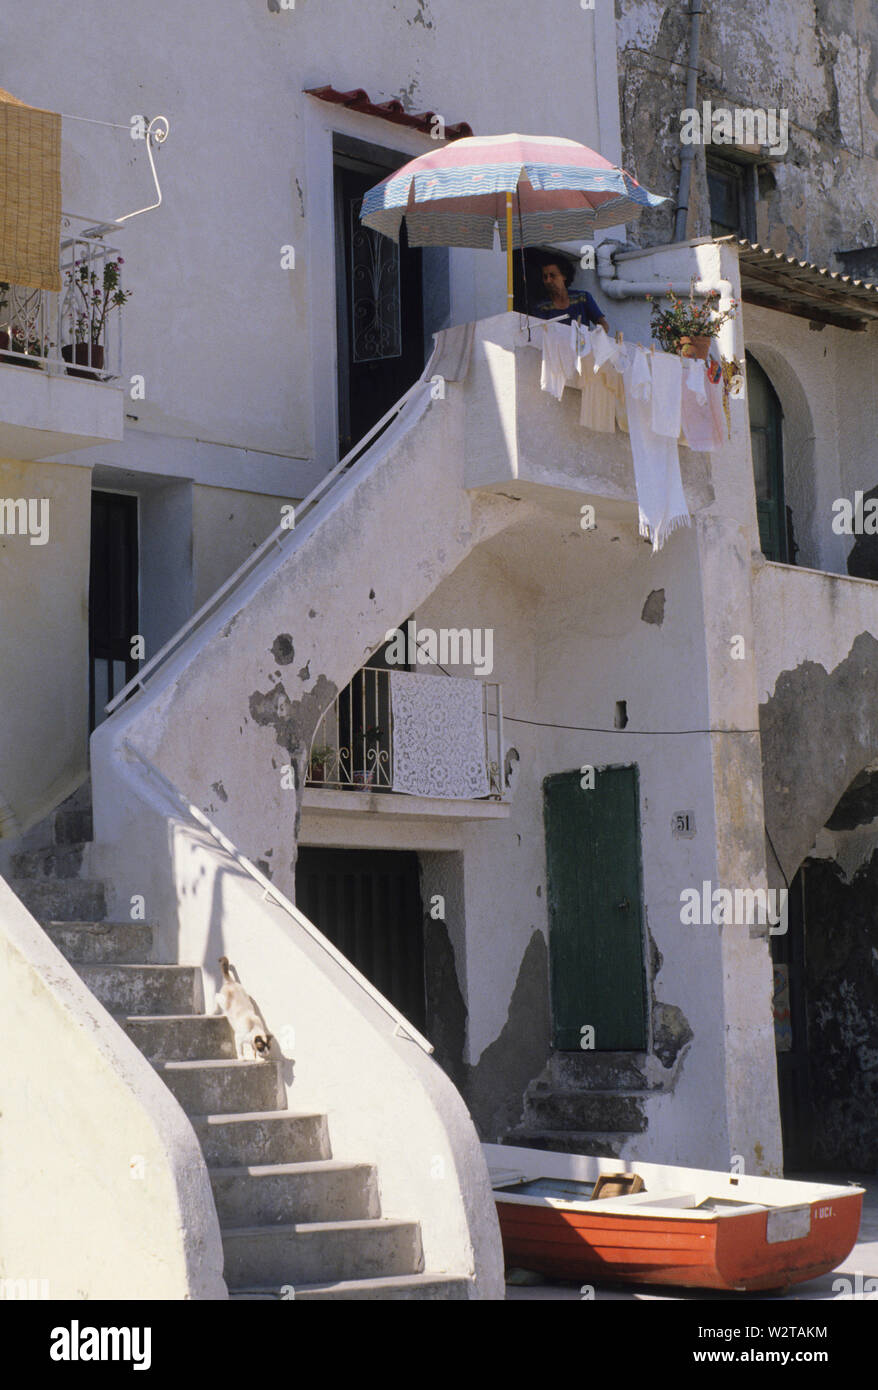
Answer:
504;1052;654;1157
9;786;471;1300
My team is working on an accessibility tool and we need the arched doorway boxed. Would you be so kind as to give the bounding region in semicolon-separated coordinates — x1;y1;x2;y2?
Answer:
747;351;790;563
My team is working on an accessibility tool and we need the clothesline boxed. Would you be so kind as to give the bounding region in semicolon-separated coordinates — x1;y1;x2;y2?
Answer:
534;321;730;551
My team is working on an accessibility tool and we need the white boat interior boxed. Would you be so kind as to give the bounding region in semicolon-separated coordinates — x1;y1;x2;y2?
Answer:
485;1143;864;1223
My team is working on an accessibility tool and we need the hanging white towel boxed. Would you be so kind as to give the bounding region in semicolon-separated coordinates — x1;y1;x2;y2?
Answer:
389;672;490;799
650;349;682;439
623;346;691;551
423;322;475;382
540;321;578;400
576;330;616;432
584;326;628;432
681;358;724;451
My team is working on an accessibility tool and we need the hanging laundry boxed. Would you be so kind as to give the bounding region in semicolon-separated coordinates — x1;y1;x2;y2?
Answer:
650;349;682;439
680;358;724;451
576;328;617;433
622;345;691;551
540;320;579;400
583;325;628;433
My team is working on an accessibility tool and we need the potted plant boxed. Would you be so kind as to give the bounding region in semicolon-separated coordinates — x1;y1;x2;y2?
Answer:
308;745;334;784
62;255;129;378
648;282;737;359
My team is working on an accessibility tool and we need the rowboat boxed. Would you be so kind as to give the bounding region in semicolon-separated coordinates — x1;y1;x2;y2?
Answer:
485;1142;864;1292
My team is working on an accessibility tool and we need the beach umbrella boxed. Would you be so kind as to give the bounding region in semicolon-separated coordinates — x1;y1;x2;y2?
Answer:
360;133;670;310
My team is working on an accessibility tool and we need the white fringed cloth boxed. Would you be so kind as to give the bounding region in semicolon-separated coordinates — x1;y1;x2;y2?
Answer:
390;671;489;798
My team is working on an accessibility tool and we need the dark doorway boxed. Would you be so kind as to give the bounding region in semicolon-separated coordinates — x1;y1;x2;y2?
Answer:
543;766;647;1051
88;491;139;730
295;846;426;1032
334;149;425;459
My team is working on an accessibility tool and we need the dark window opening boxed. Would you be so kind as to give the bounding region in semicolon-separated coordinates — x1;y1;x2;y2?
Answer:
707;154;757;241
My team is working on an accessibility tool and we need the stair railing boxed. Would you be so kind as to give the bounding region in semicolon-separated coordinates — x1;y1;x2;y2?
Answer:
105;377;430;717
121;739;434;1055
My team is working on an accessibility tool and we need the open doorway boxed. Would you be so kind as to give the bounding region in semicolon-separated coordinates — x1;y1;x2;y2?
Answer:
334;136;426;458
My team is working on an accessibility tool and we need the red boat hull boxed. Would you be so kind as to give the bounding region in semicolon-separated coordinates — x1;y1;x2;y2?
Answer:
496;1191;863;1291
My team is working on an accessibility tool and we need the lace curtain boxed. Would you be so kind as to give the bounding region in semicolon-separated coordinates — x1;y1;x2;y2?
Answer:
389;671;489;799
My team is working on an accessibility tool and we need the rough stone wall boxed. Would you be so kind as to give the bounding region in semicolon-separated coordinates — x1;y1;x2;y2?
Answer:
616;0;878;266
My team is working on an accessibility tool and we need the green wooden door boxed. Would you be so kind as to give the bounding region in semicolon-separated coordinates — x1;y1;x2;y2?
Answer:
544;766;647;1051
747;352;788;563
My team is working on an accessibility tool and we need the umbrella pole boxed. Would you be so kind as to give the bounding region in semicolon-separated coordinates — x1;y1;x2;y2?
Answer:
506;192;514;311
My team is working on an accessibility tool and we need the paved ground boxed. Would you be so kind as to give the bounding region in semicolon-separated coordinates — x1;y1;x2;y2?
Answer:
506;1173;878;1301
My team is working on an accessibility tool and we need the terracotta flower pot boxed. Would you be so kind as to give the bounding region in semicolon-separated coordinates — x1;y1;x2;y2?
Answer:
309;763;325;783
0;331;44;368
677;334;712;360
62;342;104;379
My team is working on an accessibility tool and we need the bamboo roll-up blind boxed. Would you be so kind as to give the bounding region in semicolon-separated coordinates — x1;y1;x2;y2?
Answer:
0;87;61;291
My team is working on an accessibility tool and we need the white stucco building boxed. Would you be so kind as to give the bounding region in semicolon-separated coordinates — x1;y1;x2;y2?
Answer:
2;0;878;1298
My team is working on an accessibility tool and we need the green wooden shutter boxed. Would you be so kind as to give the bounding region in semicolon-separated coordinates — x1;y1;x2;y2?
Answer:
543;766;647;1051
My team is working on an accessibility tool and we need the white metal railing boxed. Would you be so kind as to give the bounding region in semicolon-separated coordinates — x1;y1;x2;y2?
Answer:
0;213;124;381
121;740;434;1054
105;376;431;716
307;667;505;798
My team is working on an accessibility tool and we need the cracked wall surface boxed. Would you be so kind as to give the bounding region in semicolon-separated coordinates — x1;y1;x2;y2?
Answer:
617;0;878;266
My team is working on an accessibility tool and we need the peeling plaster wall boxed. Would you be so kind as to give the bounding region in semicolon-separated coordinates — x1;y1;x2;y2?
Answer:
617;0;878;266
0;458;90;835
754;562;878;880
397;496;774;1167
92;383;522;897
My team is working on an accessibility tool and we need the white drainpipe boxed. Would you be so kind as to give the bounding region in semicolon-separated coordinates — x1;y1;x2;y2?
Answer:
597;241;734;303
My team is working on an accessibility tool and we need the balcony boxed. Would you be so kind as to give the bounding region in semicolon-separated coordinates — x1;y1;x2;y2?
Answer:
306;667;505;807
0;215;125;459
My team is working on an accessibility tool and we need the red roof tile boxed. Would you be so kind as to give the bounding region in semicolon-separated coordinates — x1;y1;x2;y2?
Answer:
305;86;473;141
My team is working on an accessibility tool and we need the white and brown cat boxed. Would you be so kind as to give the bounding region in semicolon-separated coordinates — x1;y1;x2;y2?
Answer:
215;956;273;1061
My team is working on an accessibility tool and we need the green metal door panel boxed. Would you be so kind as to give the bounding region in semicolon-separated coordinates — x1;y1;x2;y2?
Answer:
544;766;647;1051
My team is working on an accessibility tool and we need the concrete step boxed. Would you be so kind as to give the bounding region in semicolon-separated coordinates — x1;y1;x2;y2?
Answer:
120;1013;235;1061
221;1218;423;1287
232;1274;472;1301
210;1161;379;1226
10;844;86;879
46;921;154;965
191;1112;331;1167
156;1059;283;1116
541;1052;651;1092
503;1130;629;1158
522;1091;647;1133
53;805;93;845
74;963;201;1015
11;878;106;922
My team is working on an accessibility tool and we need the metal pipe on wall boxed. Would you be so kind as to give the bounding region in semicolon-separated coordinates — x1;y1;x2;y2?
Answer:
675;0;705;242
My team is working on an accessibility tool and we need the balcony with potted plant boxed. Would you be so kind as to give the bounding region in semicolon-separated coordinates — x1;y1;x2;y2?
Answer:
0;217;126;459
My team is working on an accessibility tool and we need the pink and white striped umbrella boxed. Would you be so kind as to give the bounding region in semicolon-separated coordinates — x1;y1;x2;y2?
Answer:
361;133;669;248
